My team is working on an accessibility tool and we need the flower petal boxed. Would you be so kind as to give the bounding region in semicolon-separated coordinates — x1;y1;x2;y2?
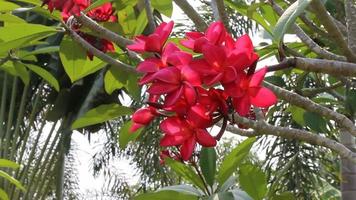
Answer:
186;104;212;128
159;117;182;135
181;65;201;86
147;82;179;94
184;84;197;105
250;87;277;107
160;134;188;146
233;95;251;116
132;108;155;125
202;44;226;68
180;137;196;161
249;67;267;88
196;129;217;147
137;60;160;73
164;86;184;107
153;67;180;84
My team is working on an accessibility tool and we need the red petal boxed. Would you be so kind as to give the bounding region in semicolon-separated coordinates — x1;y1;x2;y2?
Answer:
137;60;159;73
250;87;277;107
167;51;192;66
233;95;251;116
160;134;189;146
221;66;237;84
180;137;196;161
146;34;162;52
129;122;143;133
249;67;267;88
156;21;174;46
160;117;182;135
205;21;226;45
180;39;195;50
184;84;197;105
235;34;253;50
153;67;180;84
186;32;204;39
202;44;226;68
148;82;179;94
196;129;217;147
186;104;212;128
190;59;216;76
181;66;201;86
164;86;184;107
204;73;223;86
132;108;155;125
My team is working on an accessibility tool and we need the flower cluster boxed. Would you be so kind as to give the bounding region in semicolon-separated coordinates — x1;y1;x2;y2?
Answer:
129;21;277;161
42;0;116;59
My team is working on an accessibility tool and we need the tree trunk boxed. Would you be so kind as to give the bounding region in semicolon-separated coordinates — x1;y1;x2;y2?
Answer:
340;128;356;199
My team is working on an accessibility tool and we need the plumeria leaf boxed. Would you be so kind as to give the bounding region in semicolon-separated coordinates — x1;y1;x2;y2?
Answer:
151;0;173;17
0;159;19;169
26;64;60;91
0;170;25;191
71;104;133;129
165;158;206;192
118;121;142;149
217;137;256;185
0;188;9;200
134;190;198;200
273;0;313;43
158;185;203;196
238;164;267;200
199;147;216;186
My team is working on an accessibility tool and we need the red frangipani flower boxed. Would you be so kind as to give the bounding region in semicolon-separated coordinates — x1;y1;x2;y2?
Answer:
129;21;277;162
87;2;116;22
127;21;174;53
224;67;277;116
130;106;158;132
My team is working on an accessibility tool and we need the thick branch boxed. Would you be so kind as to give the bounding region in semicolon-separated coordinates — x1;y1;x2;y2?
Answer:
144;0;156;33
62;22;138;74
268;57;356;77
310;0;356;62
345;0;356;53
210;0;229;29
270;2;347;61
173;0;208;32
264;81;356;137
224;116;356;163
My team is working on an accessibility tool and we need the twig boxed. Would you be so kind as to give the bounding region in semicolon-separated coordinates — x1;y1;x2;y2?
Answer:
210;0;229;30
263;81;356;137
173;0;208;32
144;0;156;33
62;21;138;74
310;0;356;62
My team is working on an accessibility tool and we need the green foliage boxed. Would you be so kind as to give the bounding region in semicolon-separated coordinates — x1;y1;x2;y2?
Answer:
118;121;142;149
71;103;133;129
134;190;198;200
199;147;216;186
217;137;256;185
238;164;267;200
151;0;173;17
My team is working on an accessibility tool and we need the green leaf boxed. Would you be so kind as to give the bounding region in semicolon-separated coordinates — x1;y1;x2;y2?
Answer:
165;158;206;191
71;104;133;129
13;61;30;85
20;46;59;58
0;188;9;200
0;159;19;169
0;170;25;191
219;176;237;192
216;137;256;185
345;89;356;115
238;164;267;200
158;185;203;196
0;13;26;23
151;0;173;17
125;74;141;101
114;0;137;10
134;190;198;200
199;147;216;186
288;106;305;126
118;6;136;36
208;192;234;200
84;0;113;12
0;23;57;54
118;121;142;149
134;10;148;36
229;189;254;200
26;64;60;91
59;36;106;82
271;192;295;200
104;66;126;95
303;112;327;133
273;0;313;43
0;1;20;12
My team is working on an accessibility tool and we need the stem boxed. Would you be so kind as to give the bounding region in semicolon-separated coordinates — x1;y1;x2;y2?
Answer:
191;161;211;195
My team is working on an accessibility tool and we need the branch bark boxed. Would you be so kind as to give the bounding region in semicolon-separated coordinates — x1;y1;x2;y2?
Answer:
310;0;356;62
144;0;156;33
270;1;347;61
62;21;138;74
224;115;356;163
210;0;229;29
173;0;208;32
263;81;356;137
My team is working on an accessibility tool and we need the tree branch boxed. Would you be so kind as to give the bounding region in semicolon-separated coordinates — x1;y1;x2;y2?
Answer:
173;0;208;32
270;1;347;61
310;0;356;62
223;115;356;163
345;0;356;53
144;0;156;33
263;81;356;137
267;57;356;77
210;0;229;29
62;21;138;74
